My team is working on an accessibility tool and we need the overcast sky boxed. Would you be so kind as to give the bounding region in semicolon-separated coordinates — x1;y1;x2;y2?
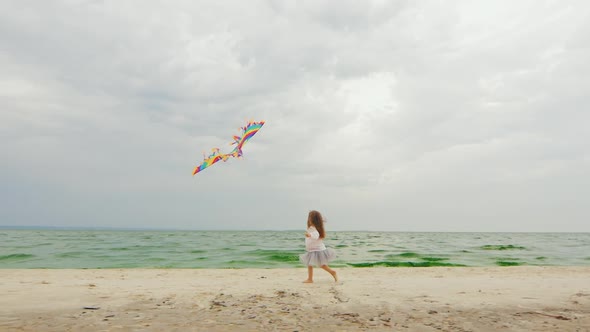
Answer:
1;0;589;232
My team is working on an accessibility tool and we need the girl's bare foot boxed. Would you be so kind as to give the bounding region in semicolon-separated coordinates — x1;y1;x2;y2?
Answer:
331;271;338;282
303;279;313;283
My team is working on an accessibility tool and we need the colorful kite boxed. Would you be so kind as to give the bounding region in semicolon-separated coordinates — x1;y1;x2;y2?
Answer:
192;120;265;175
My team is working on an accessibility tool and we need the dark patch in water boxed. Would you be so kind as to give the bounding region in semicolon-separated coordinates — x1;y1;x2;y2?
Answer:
384;253;450;263
249;249;300;255
0;253;35;261
536;256;547;260
247;249;301;263
335;244;348;248
385;252;446;261
496;260;522;266
480;245;526;251
398;252;420;258
496;257;520;260
190;250;207;254
420;257;449;262
348;261;466;268
268;254;299;262
368;249;387;253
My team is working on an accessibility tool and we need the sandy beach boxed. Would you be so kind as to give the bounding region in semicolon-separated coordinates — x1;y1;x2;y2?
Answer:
1;267;589;331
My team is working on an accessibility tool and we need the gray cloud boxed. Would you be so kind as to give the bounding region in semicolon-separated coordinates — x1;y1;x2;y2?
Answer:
1;0;589;231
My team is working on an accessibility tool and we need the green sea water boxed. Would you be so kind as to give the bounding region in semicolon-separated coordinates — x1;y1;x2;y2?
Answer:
1;230;589;268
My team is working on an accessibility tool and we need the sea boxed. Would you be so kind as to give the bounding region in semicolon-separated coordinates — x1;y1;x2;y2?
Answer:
1;230;589;269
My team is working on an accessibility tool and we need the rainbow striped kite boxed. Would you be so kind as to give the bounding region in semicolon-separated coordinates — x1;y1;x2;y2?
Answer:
192;120;265;175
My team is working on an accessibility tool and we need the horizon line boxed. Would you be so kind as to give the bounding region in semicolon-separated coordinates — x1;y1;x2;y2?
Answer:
0;225;588;233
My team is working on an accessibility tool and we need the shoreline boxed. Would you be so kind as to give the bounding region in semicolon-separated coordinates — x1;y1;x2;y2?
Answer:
1;267;589;331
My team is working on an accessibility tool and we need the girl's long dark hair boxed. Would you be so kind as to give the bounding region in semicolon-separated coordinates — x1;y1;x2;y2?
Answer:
307;210;326;239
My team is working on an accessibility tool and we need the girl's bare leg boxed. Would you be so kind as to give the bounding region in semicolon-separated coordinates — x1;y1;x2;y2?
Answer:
321;265;338;282
303;266;314;283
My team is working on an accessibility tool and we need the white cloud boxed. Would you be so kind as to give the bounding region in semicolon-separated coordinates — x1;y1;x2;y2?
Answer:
1;1;589;231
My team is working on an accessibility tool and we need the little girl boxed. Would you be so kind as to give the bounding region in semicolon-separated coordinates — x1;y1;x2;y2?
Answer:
299;210;338;283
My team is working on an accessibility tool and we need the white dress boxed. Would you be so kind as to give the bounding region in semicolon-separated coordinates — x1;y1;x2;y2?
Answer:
299;226;336;267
